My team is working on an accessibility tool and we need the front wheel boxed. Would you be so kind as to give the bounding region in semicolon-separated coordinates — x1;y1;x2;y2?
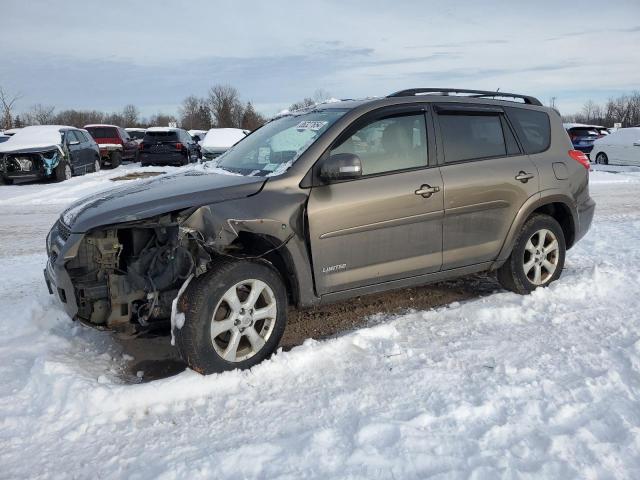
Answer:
497;214;566;294
175;259;287;375
54;161;72;182
595;152;608;165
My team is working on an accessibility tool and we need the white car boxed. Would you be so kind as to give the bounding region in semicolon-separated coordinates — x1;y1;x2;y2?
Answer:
200;128;247;160
591;127;640;166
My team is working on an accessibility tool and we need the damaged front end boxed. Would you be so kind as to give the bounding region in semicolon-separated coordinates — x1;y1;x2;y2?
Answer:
0;147;62;180
46;210;213;334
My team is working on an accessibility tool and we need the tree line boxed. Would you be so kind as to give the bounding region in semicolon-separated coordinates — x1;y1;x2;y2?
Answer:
562;91;640;127
0;84;273;132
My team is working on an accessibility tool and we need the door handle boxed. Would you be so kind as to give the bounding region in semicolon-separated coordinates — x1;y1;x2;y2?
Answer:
515;171;535;183
415;184;440;198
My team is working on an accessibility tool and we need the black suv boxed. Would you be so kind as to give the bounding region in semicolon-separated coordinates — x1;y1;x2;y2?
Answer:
139;128;201;166
44;89;595;375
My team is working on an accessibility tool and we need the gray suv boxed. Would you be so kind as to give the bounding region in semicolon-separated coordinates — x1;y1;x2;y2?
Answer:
44;88;595;374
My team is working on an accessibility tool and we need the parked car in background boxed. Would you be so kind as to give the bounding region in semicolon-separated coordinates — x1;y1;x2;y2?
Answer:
139;127;201;166
591;127;640;166
200;128;247;160
0;125;100;184
2;128;21;137
125;128;147;144
188;129;208;144
84;124;138;168
564;123;607;157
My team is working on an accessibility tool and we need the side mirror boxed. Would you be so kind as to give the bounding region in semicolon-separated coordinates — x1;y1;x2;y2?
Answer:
319;153;363;182
68;140;80;146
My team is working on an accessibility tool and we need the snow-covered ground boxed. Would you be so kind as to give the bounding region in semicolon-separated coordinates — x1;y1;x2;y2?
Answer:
1;164;640;479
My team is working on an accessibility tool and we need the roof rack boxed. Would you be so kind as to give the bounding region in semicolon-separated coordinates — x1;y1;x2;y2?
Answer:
387;88;542;106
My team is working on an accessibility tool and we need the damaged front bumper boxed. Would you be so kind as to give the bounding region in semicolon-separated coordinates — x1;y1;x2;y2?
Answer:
0;148;62;180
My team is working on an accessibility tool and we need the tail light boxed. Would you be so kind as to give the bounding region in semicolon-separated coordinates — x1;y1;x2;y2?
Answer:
569;149;590;170
175;142;183;151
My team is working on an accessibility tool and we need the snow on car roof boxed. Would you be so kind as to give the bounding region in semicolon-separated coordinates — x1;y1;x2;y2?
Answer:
563;123;605;130
146;127;180;132
84;124;120;128
201;128;247;150
0;125;72;152
125;128;146;132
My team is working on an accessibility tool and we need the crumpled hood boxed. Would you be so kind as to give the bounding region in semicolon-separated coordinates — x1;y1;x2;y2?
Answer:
61;170;266;233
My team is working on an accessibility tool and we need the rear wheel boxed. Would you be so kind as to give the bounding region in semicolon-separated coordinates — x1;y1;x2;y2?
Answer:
110;151;121;168
595;152;608;165
54;161;72;182
175;259;287;375
497;214;566;294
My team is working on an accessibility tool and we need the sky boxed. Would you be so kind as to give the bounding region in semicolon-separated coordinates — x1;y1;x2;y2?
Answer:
1;0;639;119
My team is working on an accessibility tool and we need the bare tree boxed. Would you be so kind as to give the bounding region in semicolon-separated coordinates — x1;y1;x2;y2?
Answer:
241;102;266;131
313;88;332;104
180;95;211;130
148;113;178;127
25;103;56;125
208;85;244;128
0;86;22;130
122;104;140;127
288;97;315;112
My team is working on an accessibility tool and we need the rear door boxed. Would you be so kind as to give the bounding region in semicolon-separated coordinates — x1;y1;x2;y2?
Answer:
307;105;444;294
434;104;540;269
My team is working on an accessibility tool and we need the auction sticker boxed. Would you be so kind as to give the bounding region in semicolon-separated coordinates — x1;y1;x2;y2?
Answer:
295;121;328;131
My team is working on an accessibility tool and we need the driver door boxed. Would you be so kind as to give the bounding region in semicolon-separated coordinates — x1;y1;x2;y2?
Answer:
307;106;444;295
65;130;84;172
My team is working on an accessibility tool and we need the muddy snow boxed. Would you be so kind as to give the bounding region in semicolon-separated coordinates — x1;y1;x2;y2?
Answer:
1;164;640;479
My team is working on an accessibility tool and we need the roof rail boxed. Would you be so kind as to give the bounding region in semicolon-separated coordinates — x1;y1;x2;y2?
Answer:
387;88;543;106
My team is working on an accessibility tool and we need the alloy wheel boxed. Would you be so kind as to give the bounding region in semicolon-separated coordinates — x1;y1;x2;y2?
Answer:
210;279;277;362
523;229;559;285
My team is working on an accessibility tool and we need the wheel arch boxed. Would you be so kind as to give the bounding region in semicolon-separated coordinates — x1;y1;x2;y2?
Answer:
224;232;300;307
494;193;577;268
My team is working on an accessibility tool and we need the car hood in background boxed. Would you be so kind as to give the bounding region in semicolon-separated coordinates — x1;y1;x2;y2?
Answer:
61;170;266;233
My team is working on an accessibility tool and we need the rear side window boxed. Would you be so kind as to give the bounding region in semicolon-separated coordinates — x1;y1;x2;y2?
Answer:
144;131;179;142
505;107;550;154
65;131;81;143
87;127;118;139
439;114;506;163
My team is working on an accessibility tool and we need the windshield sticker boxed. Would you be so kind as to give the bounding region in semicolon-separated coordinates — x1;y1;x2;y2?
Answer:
262;163;279;171
295;121;328;131
257;147;271;164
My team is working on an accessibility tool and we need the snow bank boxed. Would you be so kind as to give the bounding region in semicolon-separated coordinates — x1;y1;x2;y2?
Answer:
0;166;639;478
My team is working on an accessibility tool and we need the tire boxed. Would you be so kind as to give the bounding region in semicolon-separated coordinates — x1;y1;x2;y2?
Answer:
595;152;608;165
175;259;288;375
110;151;122;168
54;161;72;182
497;214;566;294
92;156;101;173
0;177;13;185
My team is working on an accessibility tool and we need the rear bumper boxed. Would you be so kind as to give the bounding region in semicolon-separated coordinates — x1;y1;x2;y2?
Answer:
575;196;596;244
139;152;185;165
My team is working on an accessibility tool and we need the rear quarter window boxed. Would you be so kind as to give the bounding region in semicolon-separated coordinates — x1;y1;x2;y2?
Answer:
505;107;551;154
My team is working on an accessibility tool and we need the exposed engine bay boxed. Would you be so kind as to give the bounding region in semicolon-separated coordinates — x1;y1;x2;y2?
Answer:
63;213;211;332
0;148;62;177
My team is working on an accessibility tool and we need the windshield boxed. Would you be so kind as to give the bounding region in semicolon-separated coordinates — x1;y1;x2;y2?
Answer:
213;109;347;176
128;130;146;140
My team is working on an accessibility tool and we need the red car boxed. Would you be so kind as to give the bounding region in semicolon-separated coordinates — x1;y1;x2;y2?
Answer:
84;124;138;167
